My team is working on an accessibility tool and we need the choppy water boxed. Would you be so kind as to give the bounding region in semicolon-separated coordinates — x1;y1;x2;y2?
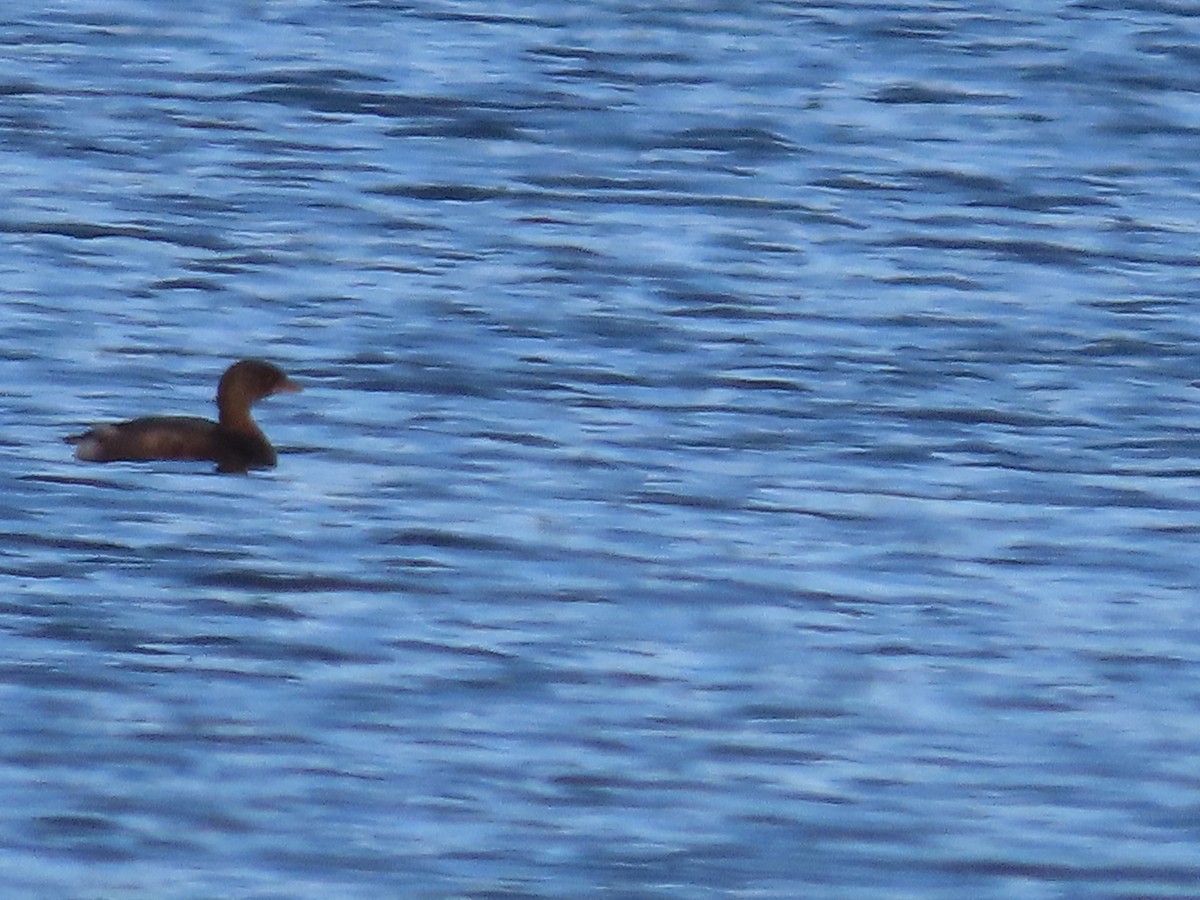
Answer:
3;2;1200;897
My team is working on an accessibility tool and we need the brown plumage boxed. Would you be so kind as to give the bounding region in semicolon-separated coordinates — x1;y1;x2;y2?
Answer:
65;359;301;473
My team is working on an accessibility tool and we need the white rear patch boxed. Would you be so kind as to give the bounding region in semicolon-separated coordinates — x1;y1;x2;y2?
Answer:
72;425;116;461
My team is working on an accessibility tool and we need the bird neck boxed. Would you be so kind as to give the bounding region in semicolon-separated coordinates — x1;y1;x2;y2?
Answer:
218;405;261;434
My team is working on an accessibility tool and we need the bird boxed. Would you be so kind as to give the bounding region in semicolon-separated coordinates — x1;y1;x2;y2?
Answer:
65;359;301;473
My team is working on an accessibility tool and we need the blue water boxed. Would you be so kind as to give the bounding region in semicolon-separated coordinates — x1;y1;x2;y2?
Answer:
3;2;1200;897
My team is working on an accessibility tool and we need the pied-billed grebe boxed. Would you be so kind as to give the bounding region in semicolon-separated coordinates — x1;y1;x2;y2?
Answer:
65;359;301;473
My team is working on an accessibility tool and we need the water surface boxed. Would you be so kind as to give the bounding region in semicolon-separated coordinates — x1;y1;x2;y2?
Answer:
3;2;1200;897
